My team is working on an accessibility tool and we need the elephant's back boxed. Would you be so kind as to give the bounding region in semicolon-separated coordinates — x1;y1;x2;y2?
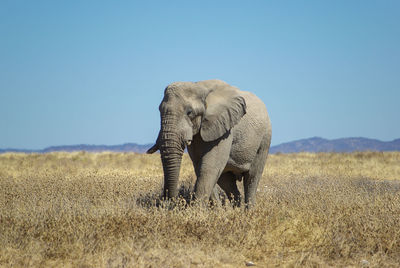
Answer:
226;91;271;174
240;91;270;132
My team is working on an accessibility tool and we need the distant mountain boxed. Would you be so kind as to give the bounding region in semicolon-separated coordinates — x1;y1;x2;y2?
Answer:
41;143;152;153
0;143;153;154
270;137;400;153
1;138;400;154
0;148;36;154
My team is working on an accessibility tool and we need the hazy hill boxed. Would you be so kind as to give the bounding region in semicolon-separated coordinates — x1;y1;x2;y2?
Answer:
270;137;400;153
41;143;152;153
1;138;400;154
0;143;152;154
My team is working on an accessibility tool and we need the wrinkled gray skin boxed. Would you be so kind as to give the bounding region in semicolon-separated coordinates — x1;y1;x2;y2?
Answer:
147;80;271;207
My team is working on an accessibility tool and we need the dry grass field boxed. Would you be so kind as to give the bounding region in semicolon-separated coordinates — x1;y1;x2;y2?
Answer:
1;152;400;267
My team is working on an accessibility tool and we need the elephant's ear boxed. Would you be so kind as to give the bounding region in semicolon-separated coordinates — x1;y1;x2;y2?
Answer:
200;86;246;142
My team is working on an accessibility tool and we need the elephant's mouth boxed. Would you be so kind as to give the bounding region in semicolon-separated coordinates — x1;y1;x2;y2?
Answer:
186;139;192;146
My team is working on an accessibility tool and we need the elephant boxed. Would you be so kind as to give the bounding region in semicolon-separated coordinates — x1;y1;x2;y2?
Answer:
147;79;271;207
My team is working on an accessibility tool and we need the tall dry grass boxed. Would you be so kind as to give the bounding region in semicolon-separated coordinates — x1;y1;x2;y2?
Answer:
1;152;400;267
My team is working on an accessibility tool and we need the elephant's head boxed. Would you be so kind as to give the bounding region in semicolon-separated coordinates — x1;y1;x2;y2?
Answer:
147;80;246;199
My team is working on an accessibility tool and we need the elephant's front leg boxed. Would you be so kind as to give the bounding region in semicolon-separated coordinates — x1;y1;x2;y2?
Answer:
193;135;232;202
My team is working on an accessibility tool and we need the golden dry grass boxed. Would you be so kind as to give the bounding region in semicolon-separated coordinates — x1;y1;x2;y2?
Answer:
1;152;400;267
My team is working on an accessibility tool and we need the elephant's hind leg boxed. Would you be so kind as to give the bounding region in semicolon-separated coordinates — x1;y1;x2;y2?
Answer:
243;136;269;208
217;172;241;206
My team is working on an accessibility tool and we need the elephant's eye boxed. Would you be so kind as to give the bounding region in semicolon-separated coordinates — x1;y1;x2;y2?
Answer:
186;108;194;118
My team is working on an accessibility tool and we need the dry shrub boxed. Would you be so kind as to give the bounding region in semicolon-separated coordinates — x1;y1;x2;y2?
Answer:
1;152;400;267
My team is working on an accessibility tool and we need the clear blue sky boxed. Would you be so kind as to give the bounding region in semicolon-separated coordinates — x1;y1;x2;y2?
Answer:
1;1;399;149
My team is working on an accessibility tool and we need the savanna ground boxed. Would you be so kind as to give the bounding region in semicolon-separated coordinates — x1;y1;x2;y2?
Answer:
1;152;400;267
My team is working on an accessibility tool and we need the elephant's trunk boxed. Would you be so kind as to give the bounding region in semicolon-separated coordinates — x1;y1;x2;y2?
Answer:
159;113;185;199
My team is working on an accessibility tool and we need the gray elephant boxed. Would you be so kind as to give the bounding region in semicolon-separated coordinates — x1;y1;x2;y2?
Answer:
147;79;271;207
